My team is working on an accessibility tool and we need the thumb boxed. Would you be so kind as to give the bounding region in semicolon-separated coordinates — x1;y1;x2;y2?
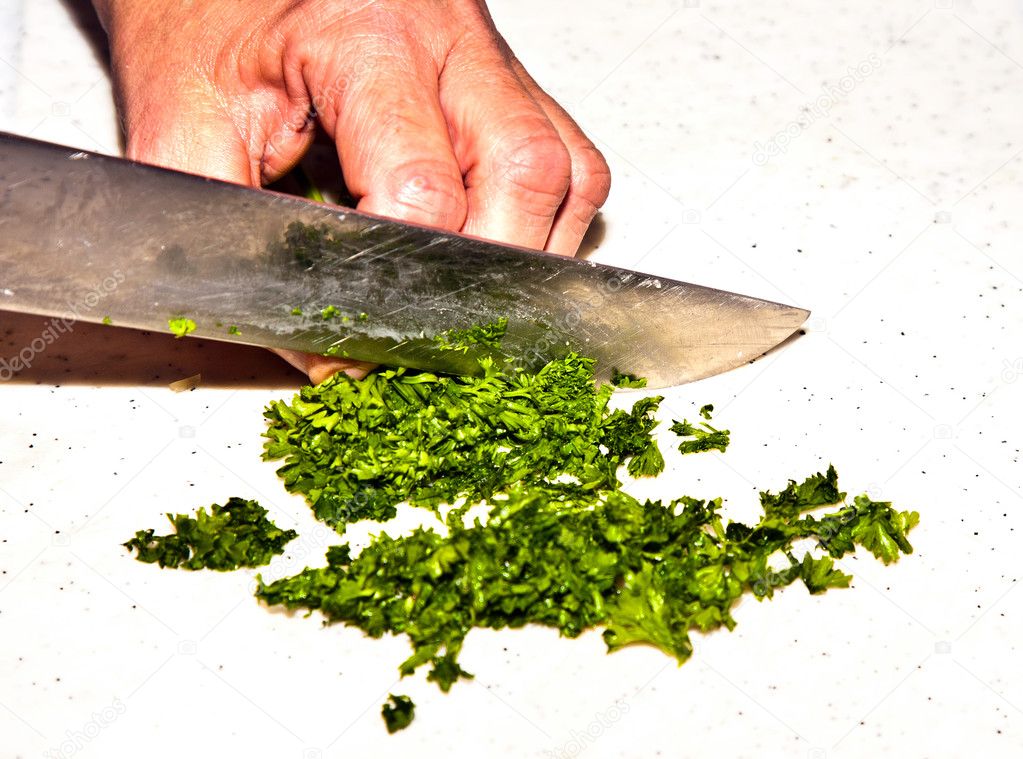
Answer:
272;349;376;385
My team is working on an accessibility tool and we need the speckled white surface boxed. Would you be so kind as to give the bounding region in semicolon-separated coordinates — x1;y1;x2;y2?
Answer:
2;1;1022;757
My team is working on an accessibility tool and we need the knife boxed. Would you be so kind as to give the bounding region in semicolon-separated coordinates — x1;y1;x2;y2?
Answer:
0;132;808;388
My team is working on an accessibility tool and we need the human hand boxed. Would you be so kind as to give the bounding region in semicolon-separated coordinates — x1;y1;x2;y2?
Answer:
93;0;611;383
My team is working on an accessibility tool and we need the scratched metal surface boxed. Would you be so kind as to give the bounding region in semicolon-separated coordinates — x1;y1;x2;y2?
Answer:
0;132;808;387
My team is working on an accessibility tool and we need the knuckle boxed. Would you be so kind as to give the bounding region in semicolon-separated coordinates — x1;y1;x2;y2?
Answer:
388;159;468;228
494;125;572;204
571;144;612;211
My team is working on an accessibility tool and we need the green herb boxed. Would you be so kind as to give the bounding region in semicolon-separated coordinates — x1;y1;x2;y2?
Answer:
126;317;919;732
670;405;730;454
168;317;197;338
358;312;369;322
611;368;647;389
228;325;242;336
601;396;665;477
257;468;917;692
382;694;415;733
296;165;325;203
291;307;304;316
262;353;664;529
275;222;328;268
759;464;843;520
434;317;508;353
101;316;113;326
321;306;340;321
124;498;297;570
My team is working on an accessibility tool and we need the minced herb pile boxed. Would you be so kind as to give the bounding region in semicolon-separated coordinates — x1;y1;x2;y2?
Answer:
261;353;666;529
126;349;919;734
124;497;297;570
255;465;917;695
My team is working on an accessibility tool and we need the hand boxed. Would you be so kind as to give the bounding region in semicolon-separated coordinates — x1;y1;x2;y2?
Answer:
93;0;611;384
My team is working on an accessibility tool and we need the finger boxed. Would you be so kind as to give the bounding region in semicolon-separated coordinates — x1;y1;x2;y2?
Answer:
510;60;612;256
121;88;258;185
439;45;572;251
272;348;376;385
303;37;467;231
255;106;319;185
125;97;317;190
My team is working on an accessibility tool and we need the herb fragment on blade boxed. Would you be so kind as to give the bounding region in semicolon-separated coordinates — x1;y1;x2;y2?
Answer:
168;317;197;338
610;368;647;389
434;317;509;353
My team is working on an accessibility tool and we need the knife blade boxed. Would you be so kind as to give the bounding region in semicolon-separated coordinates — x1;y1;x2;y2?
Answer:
0;132;809;388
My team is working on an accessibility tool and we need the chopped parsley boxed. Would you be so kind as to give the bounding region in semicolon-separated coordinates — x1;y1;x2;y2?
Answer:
434;317;508;352
321;306;340;320
670;404;731;454
291;306;304;316
256;467;917;693
262;353;665;529
101;316;113;326
227;325;242;335
127;318;919;734
124;498;297;570
382;695;415;733
168;317;197;338
611;368;647;389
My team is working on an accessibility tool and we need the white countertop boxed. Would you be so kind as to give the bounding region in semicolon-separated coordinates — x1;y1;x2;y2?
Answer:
2;0;1022;757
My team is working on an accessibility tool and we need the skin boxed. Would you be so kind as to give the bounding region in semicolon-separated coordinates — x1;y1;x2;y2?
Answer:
91;0;611;383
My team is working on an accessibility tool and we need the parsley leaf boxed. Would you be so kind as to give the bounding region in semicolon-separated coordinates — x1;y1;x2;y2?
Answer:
670;418;730;454
760;464;844;519
798;553;852;594
811;494;920;564
601;396;665;477
382;694;415;733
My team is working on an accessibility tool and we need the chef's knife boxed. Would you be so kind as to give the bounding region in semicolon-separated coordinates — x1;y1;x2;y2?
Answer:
0;132;808;388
